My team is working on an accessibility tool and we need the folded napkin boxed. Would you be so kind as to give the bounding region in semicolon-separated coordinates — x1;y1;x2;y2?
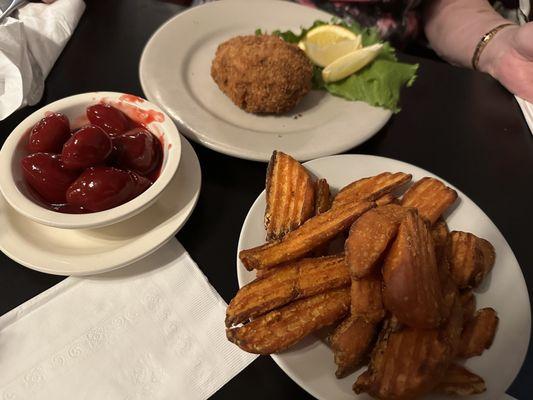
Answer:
0;239;257;399
516;96;533;135
0;0;85;120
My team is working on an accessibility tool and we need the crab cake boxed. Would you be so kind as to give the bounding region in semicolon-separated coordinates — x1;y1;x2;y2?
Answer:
211;35;313;114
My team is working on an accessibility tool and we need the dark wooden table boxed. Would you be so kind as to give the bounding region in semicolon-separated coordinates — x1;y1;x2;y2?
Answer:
1;0;531;398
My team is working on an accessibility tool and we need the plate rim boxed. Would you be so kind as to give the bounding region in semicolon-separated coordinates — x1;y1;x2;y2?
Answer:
139;0;393;162
236;153;531;400
0;136;202;276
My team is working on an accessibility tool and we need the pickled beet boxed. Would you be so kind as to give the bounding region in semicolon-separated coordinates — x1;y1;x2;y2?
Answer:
21;153;79;204
113;128;161;175
22;103;160;214
86;104;130;136
62;125;112;170
66;167;151;212
27;113;70;153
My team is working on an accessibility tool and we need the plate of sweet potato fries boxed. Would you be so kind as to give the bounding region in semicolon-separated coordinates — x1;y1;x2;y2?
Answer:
227;151;531;400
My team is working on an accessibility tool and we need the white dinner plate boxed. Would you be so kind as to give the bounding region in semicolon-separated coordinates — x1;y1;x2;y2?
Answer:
139;0;392;162
236;154;531;400
0;136;201;276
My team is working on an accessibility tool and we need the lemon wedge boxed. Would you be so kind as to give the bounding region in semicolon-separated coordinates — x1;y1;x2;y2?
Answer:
322;43;383;83
298;25;362;67
303;24;358;45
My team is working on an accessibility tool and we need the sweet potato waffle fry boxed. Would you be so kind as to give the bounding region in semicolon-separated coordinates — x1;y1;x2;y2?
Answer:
459;290;476;323
330;273;384;377
330;316;377;378
353;321;451;399
401;177;458;224
350;274;385;324
332;172;411;208
448;231;496;289
239;200;373;271
383;209;445;329
431;218;450;264
312;178;333;256
435;364;486;395
315;178;331;215
265;151;315;241
226;288;350;354
226;255;349;327
354;298;463;399
375;192;397;206
345;204;408;279
228;152;499;400
458;307;499;358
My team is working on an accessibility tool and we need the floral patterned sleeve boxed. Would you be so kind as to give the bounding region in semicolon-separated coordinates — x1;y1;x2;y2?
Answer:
294;0;423;47
190;0;531;47
292;0;531;47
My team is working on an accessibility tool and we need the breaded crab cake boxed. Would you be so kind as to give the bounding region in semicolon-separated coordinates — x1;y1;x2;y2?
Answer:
211;35;313;114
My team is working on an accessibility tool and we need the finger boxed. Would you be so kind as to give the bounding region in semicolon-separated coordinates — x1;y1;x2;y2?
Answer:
515;22;533;59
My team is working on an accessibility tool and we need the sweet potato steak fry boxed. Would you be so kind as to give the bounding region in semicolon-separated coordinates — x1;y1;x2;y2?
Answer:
448;231;496;289
401;177;457;225
240;200;373;271
332;172;412;208
265;151;315;241
383;209;445;329
226;255;349;327
226;288;350;354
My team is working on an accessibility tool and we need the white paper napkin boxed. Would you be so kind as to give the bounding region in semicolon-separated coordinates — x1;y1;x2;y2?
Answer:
516;96;533;135
0;0;85;120
0;239;257;400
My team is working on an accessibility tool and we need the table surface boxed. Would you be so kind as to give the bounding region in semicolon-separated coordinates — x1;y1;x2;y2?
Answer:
1;0;532;398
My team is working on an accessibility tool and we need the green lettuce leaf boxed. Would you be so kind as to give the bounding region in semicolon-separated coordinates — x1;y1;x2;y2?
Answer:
258;20;418;113
320;60;418;112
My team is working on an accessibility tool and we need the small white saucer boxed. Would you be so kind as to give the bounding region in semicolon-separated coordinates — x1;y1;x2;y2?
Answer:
0;136;201;276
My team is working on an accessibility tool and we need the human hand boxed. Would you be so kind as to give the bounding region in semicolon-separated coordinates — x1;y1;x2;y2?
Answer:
480;23;533;102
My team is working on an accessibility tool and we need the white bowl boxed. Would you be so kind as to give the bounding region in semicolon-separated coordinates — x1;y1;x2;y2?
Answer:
0;92;182;229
